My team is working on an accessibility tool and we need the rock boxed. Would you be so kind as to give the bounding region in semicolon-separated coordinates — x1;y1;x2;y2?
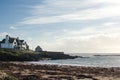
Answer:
23;75;39;80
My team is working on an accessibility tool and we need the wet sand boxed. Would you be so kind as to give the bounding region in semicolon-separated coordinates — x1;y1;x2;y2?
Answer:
0;62;120;80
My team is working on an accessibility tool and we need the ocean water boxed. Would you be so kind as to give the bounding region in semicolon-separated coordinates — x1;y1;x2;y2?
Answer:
29;53;120;67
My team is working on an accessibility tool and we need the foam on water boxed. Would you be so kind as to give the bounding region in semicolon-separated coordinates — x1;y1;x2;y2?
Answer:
28;54;120;67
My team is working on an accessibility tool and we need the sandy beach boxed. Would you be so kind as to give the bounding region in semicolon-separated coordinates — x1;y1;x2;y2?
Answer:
0;62;120;80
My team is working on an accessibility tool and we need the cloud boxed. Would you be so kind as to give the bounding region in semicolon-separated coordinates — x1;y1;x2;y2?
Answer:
0;32;9;40
20;0;120;24
22;19;120;53
9;26;17;30
0;32;9;37
32;22;120;53
13;0;120;53
36;35;120;53
103;22;116;26
31;0;120;15
56;36;120;53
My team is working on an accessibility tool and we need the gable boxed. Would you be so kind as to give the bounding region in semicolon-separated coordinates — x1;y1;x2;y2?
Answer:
9;38;15;43
16;39;25;45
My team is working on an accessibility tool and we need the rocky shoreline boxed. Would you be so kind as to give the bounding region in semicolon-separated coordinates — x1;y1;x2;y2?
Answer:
0;62;120;80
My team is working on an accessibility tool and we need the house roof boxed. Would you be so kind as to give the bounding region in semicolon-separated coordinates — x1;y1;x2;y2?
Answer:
20;40;24;43
0;36;25;45
1;39;5;43
0;38;15;43
9;37;16;43
16;39;24;45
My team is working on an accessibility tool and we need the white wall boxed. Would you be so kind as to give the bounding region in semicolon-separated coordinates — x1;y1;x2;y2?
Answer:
1;36;28;50
1;39;17;49
1;43;14;49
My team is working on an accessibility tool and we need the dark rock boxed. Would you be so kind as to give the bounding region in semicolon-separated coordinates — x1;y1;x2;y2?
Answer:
78;74;92;79
23;75;39;80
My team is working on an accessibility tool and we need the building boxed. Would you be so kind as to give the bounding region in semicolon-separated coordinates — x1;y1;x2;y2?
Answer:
35;46;43;52
0;35;29;50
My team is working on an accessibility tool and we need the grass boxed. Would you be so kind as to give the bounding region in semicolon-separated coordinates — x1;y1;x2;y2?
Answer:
0;48;39;61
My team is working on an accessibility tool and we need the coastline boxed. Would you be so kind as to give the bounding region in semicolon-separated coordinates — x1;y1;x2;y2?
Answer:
0;62;120;80
0;49;79;61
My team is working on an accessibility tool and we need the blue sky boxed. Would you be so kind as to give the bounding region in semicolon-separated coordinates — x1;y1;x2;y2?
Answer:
0;0;120;53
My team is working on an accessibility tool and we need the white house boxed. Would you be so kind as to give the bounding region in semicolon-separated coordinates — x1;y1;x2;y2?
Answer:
0;35;29;50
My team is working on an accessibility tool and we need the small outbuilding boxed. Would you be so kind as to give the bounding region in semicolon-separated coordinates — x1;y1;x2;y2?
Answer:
35;46;43;52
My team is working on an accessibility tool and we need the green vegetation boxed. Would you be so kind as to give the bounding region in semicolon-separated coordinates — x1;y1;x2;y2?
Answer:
0;48;40;61
0;49;78;61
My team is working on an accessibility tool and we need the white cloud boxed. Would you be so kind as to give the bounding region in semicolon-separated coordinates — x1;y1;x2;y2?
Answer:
37;35;120;53
21;0;120;24
16;0;120;53
33;23;120;53
0;32;9;37
0;32;9;40
25;23;120;53
10;26;17;30
102;22;118;27
31;0;120;15
27;37;33;41
31;0;99;15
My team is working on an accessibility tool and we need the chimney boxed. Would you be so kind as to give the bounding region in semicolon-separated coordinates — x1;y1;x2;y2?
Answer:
6;35;9;40
6;35;8;37
17;37;19;40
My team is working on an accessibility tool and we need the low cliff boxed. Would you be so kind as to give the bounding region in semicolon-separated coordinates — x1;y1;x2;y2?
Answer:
37;51;79;60
0;49;79;61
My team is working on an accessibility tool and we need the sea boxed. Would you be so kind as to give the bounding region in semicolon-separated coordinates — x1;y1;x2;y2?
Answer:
28;53;120;68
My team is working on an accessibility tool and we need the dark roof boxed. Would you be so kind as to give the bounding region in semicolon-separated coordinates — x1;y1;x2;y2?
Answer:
20;40;24;43
1;39;5;43
9;37;16;43
0;35;28;47
17;40;24;45
0;36;25;44
0;36;15;43
1;38;15;43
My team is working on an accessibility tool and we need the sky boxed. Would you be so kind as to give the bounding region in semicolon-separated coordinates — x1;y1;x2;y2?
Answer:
0;0;120;53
